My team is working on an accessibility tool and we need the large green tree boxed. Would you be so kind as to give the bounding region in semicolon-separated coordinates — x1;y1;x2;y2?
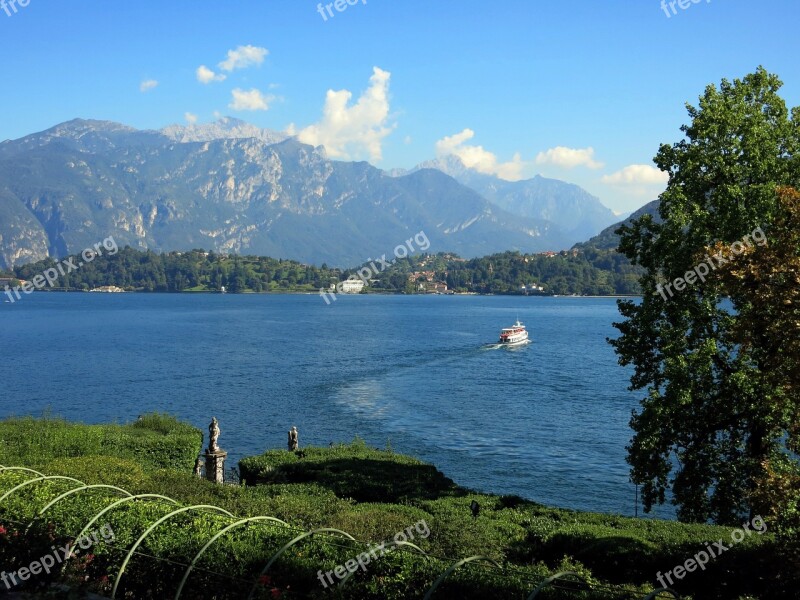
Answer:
611;68;800;525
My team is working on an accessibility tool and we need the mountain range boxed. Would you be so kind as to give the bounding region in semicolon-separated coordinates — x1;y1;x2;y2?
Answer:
0;118;623;269
397;155;618;242
572;198;661;252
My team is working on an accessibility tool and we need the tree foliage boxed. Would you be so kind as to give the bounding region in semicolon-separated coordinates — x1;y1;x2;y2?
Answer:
11;248;341;293
611;68;800;527
11;247;643;296
369;250;641;295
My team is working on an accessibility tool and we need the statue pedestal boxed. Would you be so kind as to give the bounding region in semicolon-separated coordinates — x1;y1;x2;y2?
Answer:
204;450;227;484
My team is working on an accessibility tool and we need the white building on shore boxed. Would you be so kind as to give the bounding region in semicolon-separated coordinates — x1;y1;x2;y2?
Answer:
330;279;365;293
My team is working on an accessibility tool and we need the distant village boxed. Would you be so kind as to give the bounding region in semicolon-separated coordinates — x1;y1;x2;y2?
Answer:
1;276;124;294
325;251;556;295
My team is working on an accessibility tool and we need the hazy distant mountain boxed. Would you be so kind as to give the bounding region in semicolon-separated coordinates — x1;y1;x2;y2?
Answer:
160;117;288;145
573;199;661;252
0;119;164;157
0;119;566;269
398;155;619;243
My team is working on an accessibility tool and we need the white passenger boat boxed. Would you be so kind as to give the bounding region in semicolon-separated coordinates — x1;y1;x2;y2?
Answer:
498;320;529;346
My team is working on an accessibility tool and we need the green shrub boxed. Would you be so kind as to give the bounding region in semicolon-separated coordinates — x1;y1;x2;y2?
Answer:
0;413;202;471
0;417;790;599
239;441;460;503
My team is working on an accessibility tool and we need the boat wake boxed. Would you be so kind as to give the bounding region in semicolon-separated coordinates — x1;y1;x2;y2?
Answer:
481;343;504;351
482;339;532;351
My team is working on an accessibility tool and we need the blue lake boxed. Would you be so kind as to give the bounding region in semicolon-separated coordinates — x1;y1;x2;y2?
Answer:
0;293;673;518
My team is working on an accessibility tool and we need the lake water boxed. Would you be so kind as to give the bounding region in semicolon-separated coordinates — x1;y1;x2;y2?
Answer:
0;293;674;518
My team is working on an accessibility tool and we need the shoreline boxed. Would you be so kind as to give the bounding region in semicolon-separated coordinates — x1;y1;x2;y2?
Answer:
6;289;642;299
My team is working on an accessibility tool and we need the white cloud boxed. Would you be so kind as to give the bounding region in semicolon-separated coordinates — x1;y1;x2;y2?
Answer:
229;88;273;111
219;45;268;72
601;164;669;185
139;79;158;93
296;67;395;162
535;146;604;170
197;45;267;84
435;128;529;181
185;112;198;124
196;65;226;84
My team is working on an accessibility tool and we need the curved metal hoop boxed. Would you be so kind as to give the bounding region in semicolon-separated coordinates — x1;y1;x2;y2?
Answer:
423;555;503;600
175;515;290;600
246;528;357;600
0;466;47;477
643;588;682;599
0;475;84;507
26;484;133;533
339;539;430;587
111;504;235;599
64;494;179;575
527;571;590;599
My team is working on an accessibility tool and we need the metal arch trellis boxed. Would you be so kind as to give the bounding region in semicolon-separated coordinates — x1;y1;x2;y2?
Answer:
245;527;357;600
338;539;431;588
110;504;235;599
643;588;682;599
0;466;673;598
0;466;47;477
25;484;133;533
527;571;590;599
422;555;503;600
0;475;85;507
174;515;291;600
65;493;179;575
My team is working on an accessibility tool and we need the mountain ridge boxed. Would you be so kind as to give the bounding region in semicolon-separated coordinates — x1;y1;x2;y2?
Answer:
0;118;647;270
0;119;567;269
397;154;619;243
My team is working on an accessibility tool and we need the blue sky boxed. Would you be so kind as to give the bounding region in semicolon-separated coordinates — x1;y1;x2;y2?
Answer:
1;0;798;213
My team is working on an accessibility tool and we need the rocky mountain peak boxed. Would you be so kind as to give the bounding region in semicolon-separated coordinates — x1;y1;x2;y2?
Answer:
160;117;289;145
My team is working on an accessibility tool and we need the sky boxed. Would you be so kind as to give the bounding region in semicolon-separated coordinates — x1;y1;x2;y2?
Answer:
1;0;799;214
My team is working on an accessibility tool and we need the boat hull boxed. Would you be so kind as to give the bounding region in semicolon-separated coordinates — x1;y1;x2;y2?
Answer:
499;336;529;347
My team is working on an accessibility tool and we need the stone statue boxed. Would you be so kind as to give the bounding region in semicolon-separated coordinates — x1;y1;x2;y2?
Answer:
208;417;220;453
288;426;299;451
193;456;203;477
